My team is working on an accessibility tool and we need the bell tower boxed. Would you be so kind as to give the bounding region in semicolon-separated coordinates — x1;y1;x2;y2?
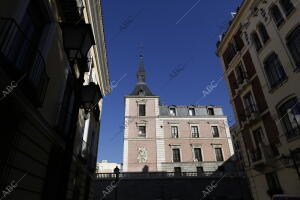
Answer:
122;55;160;172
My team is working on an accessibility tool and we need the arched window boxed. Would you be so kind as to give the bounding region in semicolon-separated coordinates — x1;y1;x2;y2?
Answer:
287;26;300;67
251;32;262;52
270;5;284;27
258;23;270;44
278;97;300;139
264;53;287;88
279;0;295;16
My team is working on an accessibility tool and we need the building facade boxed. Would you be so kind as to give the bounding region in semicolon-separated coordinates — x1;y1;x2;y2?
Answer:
217;0;300;199
0;0;109;200
96;160;121;173
123;55;234;173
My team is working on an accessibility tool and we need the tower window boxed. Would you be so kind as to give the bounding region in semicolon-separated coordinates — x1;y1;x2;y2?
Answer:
139;89;145;96
139;104;146;116
211;126;219;137
138;126;146;136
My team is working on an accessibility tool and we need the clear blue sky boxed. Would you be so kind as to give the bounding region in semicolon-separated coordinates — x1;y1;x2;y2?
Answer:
98;0;243;163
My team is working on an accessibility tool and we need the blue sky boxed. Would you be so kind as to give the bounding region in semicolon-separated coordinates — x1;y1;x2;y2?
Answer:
98;0;243;163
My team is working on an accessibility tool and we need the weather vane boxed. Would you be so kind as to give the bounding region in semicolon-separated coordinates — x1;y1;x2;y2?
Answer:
138;42;144;58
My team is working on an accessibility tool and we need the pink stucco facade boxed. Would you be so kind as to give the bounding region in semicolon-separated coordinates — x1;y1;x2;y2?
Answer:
123;96;234;172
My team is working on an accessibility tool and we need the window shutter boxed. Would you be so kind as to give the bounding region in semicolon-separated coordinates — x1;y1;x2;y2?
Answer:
242;51;256;78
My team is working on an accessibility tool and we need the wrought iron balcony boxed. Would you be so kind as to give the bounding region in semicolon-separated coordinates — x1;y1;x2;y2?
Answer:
285;125;300;140
0;18;49;106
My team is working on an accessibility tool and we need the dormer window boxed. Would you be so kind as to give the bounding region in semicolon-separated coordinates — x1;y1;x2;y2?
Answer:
139;89;145;96
207;108;215;115
169;108;176;116
189;108;195;116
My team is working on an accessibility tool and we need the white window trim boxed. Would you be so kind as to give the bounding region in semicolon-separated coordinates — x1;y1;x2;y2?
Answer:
192;147;204;162
213;147;224;162
188;107;196;116
210;124;220;137
170;145;182;163
190;124;200;138
169;107;177;116
170;125;179;138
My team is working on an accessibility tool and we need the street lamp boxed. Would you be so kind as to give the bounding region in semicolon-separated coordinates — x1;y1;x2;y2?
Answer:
80;82;103;115
60;23;95;61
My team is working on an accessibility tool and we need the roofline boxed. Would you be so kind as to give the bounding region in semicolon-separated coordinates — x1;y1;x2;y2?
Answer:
216;0;250;56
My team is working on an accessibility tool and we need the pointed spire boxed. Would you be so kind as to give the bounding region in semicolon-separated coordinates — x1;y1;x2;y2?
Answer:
137;54;145;83
129;54;155;96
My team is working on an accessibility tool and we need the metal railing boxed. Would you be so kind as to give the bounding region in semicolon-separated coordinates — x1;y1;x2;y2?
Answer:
0;18;49;106
95;171;231;179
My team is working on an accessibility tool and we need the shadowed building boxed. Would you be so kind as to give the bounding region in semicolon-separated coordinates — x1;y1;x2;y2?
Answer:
216;0;300;199
0;0;109;199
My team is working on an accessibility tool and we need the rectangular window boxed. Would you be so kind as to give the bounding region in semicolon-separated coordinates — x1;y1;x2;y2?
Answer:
169;108;176;116
189;108;195;116
207;108;214;115
280;0;295;16
270;5;284;27
264;54;287;88
243;92;257;114
171;126;179;138
172;149;181;162
139;104;146;116
211;126;219;137
215;148;224;161
278;98;300;139
194;148;203;161
138;126;146;136
197;167;204;175
191;126;199;138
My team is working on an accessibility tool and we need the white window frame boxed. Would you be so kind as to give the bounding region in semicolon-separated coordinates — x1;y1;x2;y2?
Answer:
169;107;177;116
170;125;179;138
170;145;182;163
188;107;196;116
138;103;146;116
190;124;200;138
210;124;220;137
193;147;203;162
214;147;224;162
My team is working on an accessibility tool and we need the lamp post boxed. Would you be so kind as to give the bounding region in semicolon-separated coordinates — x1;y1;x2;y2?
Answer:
59;22;100;200
114;166;120;200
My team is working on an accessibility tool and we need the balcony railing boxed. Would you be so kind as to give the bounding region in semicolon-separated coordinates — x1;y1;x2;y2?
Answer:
0;18;49;106
95;171;232;179
285;126;300;140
